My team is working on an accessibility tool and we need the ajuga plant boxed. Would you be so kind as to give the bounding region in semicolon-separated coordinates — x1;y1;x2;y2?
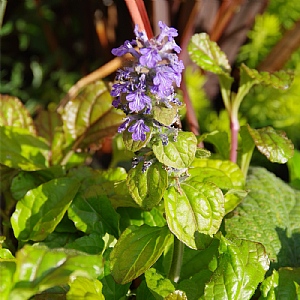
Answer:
0;17;299;300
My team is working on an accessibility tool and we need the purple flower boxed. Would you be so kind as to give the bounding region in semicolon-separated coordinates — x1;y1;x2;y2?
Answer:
128;119;150;141
134;25;149;44
158;21;178;42
139;47;162;68
153;65;174;91
111;82;130;97
118;118;131;133
126;90;152;112
112;40;139;58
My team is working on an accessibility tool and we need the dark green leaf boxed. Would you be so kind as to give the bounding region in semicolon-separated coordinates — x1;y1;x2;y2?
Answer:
101;274;131;300
67;277;104;300
11;177;80;241
126;161;168;210
7;245;103;300
241;63;294;90
145;268;175;299
136;280;156;300
0;164;18;193
188;33;231;76
259;268;300;300
226;167;300;268
164;180;224;249
0;95;35;134
110;225;172;284
201;236;269;300
288;149;300;189
0;126;49;171
68;193;119;238
247;125;294;163
65;234;105;254
153;131;197;168
62;81;124;151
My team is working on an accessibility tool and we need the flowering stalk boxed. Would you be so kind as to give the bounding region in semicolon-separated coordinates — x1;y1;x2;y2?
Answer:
110;21;184;146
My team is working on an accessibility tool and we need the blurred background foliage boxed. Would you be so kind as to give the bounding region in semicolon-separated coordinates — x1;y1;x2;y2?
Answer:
1;0;300;149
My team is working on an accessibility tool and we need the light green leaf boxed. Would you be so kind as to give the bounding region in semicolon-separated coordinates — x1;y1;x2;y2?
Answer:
110;225;172;284
153;131;197;168
101;274;131;300
0;261;16;300
0;126;49;171
153;104;178;126
247;125;294;163
68;193;119;238
259;268;300;300
195;148;211;159
7;245;103;300
240;63;294;90
189;158;245;213
201;236;269;300
164;180;224;249
165;290;187;300
127;161;168;210
288;149;300;189
11;177;79;241
0;95;35;134
62;80;124;151
226;167;300;267
145;268;175;299
67;277;104;300
188;33;231;76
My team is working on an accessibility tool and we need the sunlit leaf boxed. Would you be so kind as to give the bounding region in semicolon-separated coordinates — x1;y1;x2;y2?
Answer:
0;95;35;134
67;277;104;300
259;268;300;299
153;104;178;126
153;131;197;169
126;161;168;210
0;261;16;300
165;290;188;300
11;177;80;241
164;180;224;249
247;124;294;163
110;225;172;284
7;245;103;300
226;167;300;267
201;236;269;300
0;126;49;171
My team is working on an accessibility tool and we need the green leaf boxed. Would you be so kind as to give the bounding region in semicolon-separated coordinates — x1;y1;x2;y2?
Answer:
62;80;124;151
136;280;157;300
126;161;168;210
0;126;49;171
259;268;300;300
65;234;105;255
11;166;66;200
165;290;188;300
226;167;300;267
189;158;245;213
0;95;36;134
153;131;197;169
201;236;269;300
247;125;294;163
288;149;300;189
11;177;80;241
153;104;178;126
188;33;231;76
123;122;152;152
7;245;103;300
145;268;175;299
240;63;294;90
67;277;104;300
164;180;224;249
101;274;131;300
110;225;172;284
0;261;16;300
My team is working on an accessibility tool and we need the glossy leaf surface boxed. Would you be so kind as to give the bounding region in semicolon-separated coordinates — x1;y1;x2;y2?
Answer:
164;180;224;249
110;225;172;284
11;177;80;241
0;126;49;171
126;161;168;210
153;131;197;168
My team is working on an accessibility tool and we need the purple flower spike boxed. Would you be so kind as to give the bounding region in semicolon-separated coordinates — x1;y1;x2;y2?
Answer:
157;21;178;42
128;119;150;141
126;90;152;112
139;48;162;68
112;40;139;57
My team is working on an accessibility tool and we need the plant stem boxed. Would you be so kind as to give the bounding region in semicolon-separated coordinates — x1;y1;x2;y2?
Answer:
168;236;184;283
230;113;239;163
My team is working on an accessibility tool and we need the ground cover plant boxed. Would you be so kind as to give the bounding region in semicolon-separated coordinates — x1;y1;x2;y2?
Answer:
1;1;300;299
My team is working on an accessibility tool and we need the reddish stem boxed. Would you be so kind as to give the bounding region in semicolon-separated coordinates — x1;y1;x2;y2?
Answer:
230;115;239;163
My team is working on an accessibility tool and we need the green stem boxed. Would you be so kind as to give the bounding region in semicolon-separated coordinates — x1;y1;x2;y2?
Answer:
168;236;184;283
